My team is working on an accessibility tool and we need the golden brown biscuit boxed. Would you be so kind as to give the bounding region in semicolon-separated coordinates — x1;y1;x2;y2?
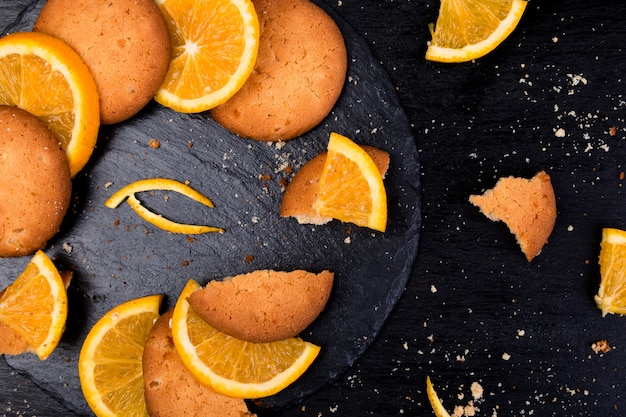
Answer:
34;0;171;124
469;170;557;261
188;270;334;343
143;309;255;417
0;106;72;257
280;146;390;224
210;0;348;141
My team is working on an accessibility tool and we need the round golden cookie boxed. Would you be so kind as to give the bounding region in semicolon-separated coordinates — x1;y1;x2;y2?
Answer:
143;310;255;417
33;0;171;125
280;146;390;224
188;270;334;343
210;0;348;141
0;106;72;257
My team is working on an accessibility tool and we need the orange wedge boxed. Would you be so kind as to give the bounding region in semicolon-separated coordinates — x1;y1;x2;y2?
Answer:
78;294;162;417
172;279;320;399
595;228;626;316
0;31;100;176
425;0;528;63
155;0;260;113
0;250;68;360
312;132;388;232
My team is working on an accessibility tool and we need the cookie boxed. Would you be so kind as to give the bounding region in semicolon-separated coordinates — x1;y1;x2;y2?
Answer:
210;0;348;141
142;309;255;417
280;146;390;224
188;270;334;343
0;106;72;257
33;0;171;124
469;170;557;261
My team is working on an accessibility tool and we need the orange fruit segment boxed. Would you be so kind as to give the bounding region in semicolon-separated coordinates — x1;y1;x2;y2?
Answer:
425;0;528;63
78;294;162;417
0;31;100;176
595;228;626;316
171;279;321;399
155;0;260;113
312;132;388;232
0;250;68;360
105;178;224;234
426;376;452;417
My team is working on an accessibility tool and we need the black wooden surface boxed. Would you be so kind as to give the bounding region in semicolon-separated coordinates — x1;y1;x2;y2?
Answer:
3;1;626;416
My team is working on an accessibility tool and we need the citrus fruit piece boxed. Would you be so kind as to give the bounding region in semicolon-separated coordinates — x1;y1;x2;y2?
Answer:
311;132;388;232
0;250;68;360
172;279;321;399
155;0;260;113
78;294;163;417
425;0;528;63
594;228;626;317
426;376;452;417
0;31;100;176
126;194;224;234
104;178;215;208
105;178;224;234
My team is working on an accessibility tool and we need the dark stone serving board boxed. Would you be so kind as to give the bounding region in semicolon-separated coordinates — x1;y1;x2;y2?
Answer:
0;0;420;415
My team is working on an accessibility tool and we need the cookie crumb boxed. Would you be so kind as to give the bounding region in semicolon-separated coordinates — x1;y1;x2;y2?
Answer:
148;138;161;148
591;339;611;354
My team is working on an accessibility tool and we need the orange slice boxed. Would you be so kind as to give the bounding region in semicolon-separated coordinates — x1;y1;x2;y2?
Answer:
105;178;223;234
172;279;320;399
0;250;68;360
78;294;162;417
155;0;260;113
426;376;452;417
595;228;626;316
425;0;528;63
0;31;100;176
312;132;387;232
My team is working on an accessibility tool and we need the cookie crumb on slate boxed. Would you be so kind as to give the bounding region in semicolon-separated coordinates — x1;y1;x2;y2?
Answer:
591;339;611;354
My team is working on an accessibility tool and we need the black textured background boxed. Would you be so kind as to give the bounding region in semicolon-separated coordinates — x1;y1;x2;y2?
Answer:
3;1;626;416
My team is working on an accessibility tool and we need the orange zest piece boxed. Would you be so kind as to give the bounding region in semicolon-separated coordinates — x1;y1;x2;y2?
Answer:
171;279;320;399
0;250;68;360
425;0;528;63
426;376;452;417
105;178;223;234
155;0;260;113
312;132;387;232
595;228;626;316
126;194;224;234
104;178;214;208
0;31;100;176
79;294;163;417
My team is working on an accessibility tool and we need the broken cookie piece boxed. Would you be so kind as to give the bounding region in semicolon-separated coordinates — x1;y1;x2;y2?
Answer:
188;270;333;343
469;170;557;261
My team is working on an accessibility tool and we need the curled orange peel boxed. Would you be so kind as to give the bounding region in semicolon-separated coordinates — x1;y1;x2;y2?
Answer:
126;194;224;234
105;178;224;234
104;178;215;209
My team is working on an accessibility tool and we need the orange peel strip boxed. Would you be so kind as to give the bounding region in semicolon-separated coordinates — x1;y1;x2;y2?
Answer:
126;194;224;235
426;376;452;417
104;178;214;209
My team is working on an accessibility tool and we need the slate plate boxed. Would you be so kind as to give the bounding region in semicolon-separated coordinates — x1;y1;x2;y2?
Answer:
0;0;421;415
